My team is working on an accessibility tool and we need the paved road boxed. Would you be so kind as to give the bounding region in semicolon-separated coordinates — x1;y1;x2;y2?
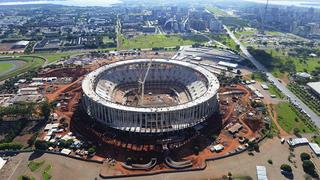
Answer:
224;25;320;126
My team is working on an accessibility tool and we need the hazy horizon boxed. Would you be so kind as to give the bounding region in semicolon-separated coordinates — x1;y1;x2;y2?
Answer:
0;0;319;8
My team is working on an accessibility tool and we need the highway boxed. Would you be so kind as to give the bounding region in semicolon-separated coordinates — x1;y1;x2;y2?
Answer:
224;25;320;126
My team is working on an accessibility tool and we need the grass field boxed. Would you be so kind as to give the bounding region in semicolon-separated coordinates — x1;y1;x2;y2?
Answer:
43;165;52;180
34;51;86;63
267;49;320;73
0;56;45;81
118;34;206;50
208;34;238;51
103;36;114;44
276;102;314;134
249;48;320;78
236;28;283;38
250;72;267;82
235;28;257;38
28;160;45;172
206;7;230;17
0;62;13;72
0;50;113;81
268;84;285;99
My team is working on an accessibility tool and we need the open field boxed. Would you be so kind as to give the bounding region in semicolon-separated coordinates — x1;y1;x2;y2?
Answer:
34;51;87;63
268;84;285;99
0;56;45;81
235;28;284;39
235;28;257;38
250;72;267;82
118;34;206;50
266;49;320;73
116;139;315;180
206;7;230;17
276;102;315;134
1;138;316;180
207;34;238;51
248;48;320;78
0;152;101;180
0;62;13;72
206;7;247;27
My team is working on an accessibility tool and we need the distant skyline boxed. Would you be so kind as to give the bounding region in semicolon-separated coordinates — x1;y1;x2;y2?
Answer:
0;0;319;8
0;0;122;7
244;0;320;8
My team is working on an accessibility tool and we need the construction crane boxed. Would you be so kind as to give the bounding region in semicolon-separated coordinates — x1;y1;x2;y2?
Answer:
138;58;153;106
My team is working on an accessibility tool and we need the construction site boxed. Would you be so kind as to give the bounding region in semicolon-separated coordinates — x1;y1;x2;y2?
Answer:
21;50;268;177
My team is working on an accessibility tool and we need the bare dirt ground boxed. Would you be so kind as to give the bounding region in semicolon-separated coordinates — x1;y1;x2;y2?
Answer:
0;138;320;180
0;43;24;52
2;138;319;180
115;138;314;180
1;152;101;180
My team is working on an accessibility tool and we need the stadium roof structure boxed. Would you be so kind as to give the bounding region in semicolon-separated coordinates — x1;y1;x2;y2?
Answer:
82;59;219;113
307;81;320;96
309;143;320;156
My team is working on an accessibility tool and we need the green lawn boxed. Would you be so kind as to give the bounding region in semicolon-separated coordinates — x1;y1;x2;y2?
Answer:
313;137;320;145
268;84;285;99
276;102;315;134
237;29;282;38
265;31;283;36
206;6;248;27
102;36;114;44
206;7;230;17
220;17;248;27
28;160;45;172
208;34;238;51
266;49;320;73
0;62;13;72
250;72;267;82
34;51;86;63
248;48;320;78
235;28;257;38
42;165;52;180
0;56;45;81
118;34;206;50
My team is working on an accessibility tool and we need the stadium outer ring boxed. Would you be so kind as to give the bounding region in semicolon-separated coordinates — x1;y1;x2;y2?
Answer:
82;59;220;134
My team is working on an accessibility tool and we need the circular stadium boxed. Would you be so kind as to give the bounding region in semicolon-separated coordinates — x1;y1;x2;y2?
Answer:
82;59;220;134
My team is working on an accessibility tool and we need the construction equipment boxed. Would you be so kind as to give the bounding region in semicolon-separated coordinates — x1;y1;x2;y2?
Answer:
138;58;153;105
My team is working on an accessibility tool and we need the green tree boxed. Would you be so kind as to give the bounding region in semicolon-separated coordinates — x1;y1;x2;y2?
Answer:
193;145;200;155
27;133;38;147
40;100;52;120
293;128;301;137
88;147;96;155
300;152;311;161
280;164;292;172
35;140;48;150
21;175;32;180
302;160;316;175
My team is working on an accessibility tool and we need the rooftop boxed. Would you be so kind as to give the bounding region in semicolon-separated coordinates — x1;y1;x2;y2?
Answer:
307;81;320;95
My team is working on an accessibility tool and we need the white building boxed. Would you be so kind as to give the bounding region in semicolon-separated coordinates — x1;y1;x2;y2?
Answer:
82;59;220;134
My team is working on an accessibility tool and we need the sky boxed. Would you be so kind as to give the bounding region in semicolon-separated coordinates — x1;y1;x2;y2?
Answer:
0;0;319;7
